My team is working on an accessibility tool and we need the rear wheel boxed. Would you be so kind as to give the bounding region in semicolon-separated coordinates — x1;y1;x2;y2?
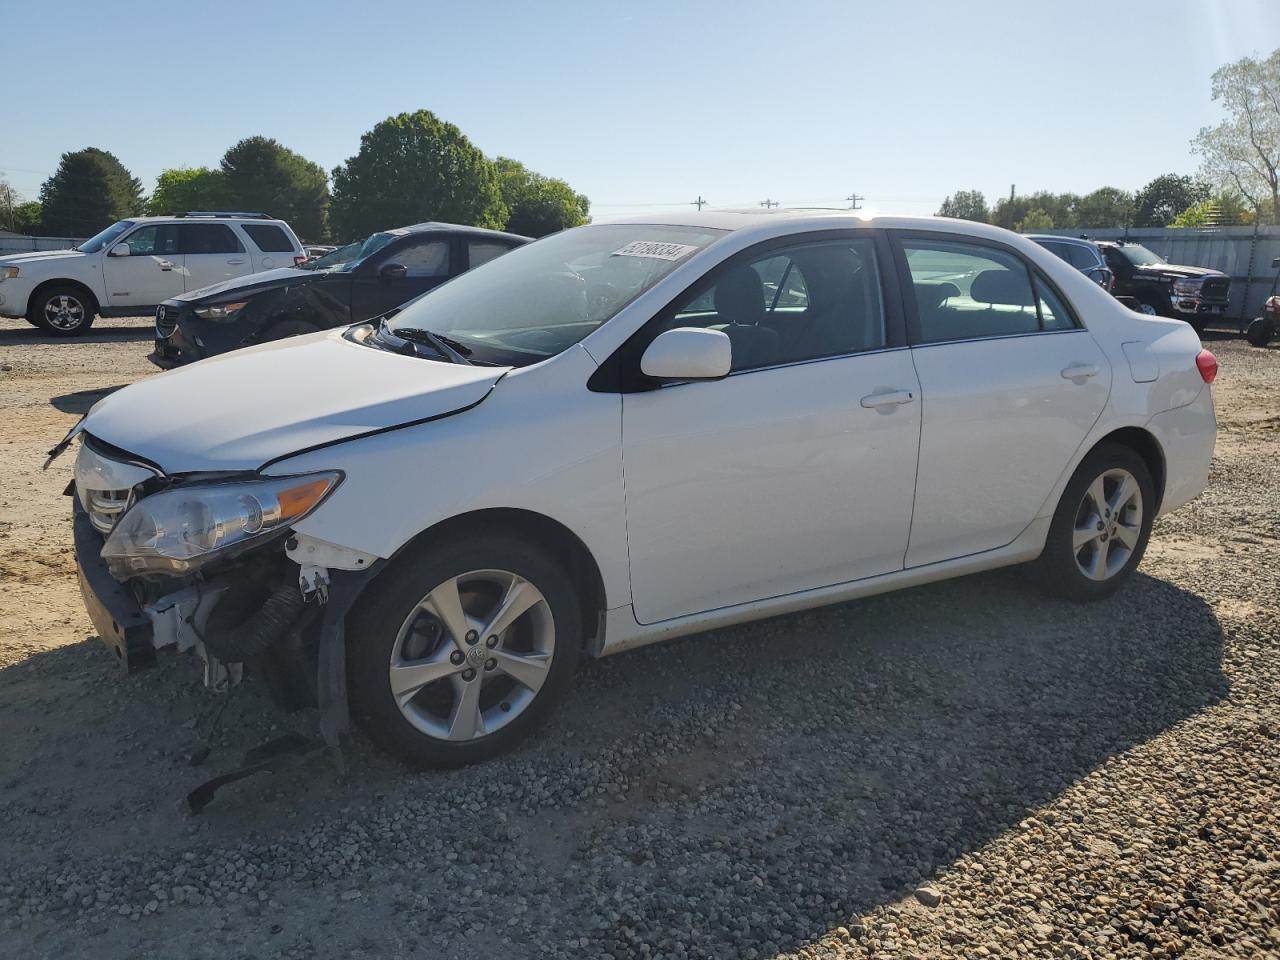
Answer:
1246;317;1273;347
29;285;96;336
348;534;582;768
1035;444;1154;601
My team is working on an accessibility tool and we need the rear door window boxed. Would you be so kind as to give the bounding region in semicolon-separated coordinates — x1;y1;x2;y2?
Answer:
468;240;513;269
178;223;242;254
241;223;296;252
1066;244;1100;270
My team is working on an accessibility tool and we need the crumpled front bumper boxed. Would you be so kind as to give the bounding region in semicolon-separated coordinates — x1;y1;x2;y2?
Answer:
72;496;155;672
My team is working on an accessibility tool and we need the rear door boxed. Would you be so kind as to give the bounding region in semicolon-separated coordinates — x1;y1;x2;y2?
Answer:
350;235;451;321
102;223;185;309
179;223;254;292
893;232;1110;567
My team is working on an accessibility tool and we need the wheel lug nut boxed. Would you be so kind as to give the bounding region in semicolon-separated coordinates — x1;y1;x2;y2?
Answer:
449;651;464;666
485;658;496;671
486;635;498;648
465;630;479;645
462;668;476;682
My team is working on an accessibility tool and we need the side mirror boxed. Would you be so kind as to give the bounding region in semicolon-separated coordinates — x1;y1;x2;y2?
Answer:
108;243;131;258
640;327;731;382
379;262;408;282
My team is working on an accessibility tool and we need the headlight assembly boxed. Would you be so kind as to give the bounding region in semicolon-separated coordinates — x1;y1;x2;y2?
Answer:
193;300;249;320
1172;278;1202;296
0;266;18;280
100;472;341;578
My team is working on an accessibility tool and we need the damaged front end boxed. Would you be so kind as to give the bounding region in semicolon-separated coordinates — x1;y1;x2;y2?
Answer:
69;434;380;736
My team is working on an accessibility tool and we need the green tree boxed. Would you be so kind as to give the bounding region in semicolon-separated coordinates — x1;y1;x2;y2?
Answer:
1018;208;1055;231
1074;187;1134;228
146;166;228;215
936;190;989;222
993;191;1079;230
1192;49;1279;223
219;137;330;241
1133;174;1210;226
38;147;143;237
14;201;42;235
493;158;589;237
1171;192;1253;227
330;110;507;239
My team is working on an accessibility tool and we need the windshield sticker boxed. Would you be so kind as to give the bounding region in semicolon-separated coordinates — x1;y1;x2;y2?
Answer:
611;240;699;261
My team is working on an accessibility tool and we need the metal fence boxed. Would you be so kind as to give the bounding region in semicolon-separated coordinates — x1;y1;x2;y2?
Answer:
0;234;84;254
1039;225;1280;328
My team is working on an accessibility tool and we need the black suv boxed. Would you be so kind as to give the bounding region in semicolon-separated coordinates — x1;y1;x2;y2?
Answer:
1026;235;1114;289
150;222;529;368
1097;241;1229;333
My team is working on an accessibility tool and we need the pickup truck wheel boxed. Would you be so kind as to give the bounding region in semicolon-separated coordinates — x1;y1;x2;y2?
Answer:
1246;318;1273;347
347;534;582;768
1135;299;1159;317
30;285;95;336
1034;444;1154;602
261;319;320;342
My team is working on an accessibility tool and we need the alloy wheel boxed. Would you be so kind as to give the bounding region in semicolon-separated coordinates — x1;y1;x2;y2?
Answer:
1072;468;1143;581
388;569;555;741
43;294;86;331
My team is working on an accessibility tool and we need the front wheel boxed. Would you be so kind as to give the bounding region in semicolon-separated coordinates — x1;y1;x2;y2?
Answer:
347;535;582;768
1034;444;1155;601
1246;317;1273;347
29;285;96;336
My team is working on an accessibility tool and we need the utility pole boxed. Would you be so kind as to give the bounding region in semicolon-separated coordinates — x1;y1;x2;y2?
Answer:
845;193;864;210
691;195;708;211
1009;184;1016;203
759;198;778;208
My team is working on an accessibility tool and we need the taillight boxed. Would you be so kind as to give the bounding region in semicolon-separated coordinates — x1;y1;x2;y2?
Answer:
1195;348;1218;384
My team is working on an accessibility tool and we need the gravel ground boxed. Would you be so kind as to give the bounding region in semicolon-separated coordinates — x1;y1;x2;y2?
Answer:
0;318;1277;960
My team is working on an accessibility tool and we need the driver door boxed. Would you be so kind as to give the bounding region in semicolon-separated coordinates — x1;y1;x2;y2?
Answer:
103;224;185;309
350;236;451;322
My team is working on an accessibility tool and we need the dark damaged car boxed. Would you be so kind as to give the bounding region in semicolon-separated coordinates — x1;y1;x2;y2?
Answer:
150;222;528;368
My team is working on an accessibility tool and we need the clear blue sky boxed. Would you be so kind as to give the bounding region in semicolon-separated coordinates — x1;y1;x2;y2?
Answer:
2;0;1276;219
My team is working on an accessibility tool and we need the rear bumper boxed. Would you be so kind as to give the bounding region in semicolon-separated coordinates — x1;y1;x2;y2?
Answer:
72;496;155;671
1147;387;1216;517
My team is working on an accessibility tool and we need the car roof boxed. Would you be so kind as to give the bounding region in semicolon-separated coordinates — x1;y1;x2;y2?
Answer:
385;222;531;243
1024;234;1099;246
125;214;291;224
599;208;1032;245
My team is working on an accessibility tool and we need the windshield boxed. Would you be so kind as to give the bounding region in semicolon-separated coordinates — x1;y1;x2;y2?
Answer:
384;223;725;365
300;231;400;272
1119;244;1166;266
78;220;134;253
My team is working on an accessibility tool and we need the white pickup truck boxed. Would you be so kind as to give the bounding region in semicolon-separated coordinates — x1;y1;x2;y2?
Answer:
0;212;305;336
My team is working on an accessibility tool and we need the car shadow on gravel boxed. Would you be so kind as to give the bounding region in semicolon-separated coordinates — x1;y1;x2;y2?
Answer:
0;323;152;346
48;385;128;415
0;568;1227;959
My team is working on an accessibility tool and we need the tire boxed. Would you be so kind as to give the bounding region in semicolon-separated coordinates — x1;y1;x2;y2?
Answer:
28;284;96;336
260;319;320;343
1246;318;1273;348
1034;444;1155;602
347;534;582;768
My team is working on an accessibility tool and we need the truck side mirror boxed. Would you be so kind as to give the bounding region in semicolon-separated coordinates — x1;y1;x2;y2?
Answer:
108;243;131;258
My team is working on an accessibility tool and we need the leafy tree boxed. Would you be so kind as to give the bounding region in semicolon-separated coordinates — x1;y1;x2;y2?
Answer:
0;178;22;231
1133;174;1210;226
38;147;143;236
936;190;989;222
1192;49;1279;223
1018;208;1055;231
993;191;1079;230
1171;192;1253;227
146;167;228;215
493;158;589;237
14;201;42;235
1074;187;1134;228
330;110;507;239
219;137;330;241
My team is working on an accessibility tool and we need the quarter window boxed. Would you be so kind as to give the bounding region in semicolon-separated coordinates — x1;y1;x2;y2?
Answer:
1065;243;1100;270
241;223;296;252
902;239;1072;342
668;238;886;372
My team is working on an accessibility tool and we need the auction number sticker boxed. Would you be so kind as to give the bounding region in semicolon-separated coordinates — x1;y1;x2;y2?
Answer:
611;240;699;261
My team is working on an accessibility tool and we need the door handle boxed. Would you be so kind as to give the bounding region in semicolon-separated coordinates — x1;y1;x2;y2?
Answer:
156;259;174;271
226;258;246;265
1061;364;1100;380
860;390;915;409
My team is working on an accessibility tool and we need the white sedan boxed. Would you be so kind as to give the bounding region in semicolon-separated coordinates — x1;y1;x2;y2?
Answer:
67;210;1217;767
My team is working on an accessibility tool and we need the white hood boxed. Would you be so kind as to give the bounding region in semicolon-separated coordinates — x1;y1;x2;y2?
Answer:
81;329;507;473
0;248;84;264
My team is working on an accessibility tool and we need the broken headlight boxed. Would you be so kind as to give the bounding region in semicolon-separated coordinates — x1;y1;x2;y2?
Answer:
100;472;341;578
